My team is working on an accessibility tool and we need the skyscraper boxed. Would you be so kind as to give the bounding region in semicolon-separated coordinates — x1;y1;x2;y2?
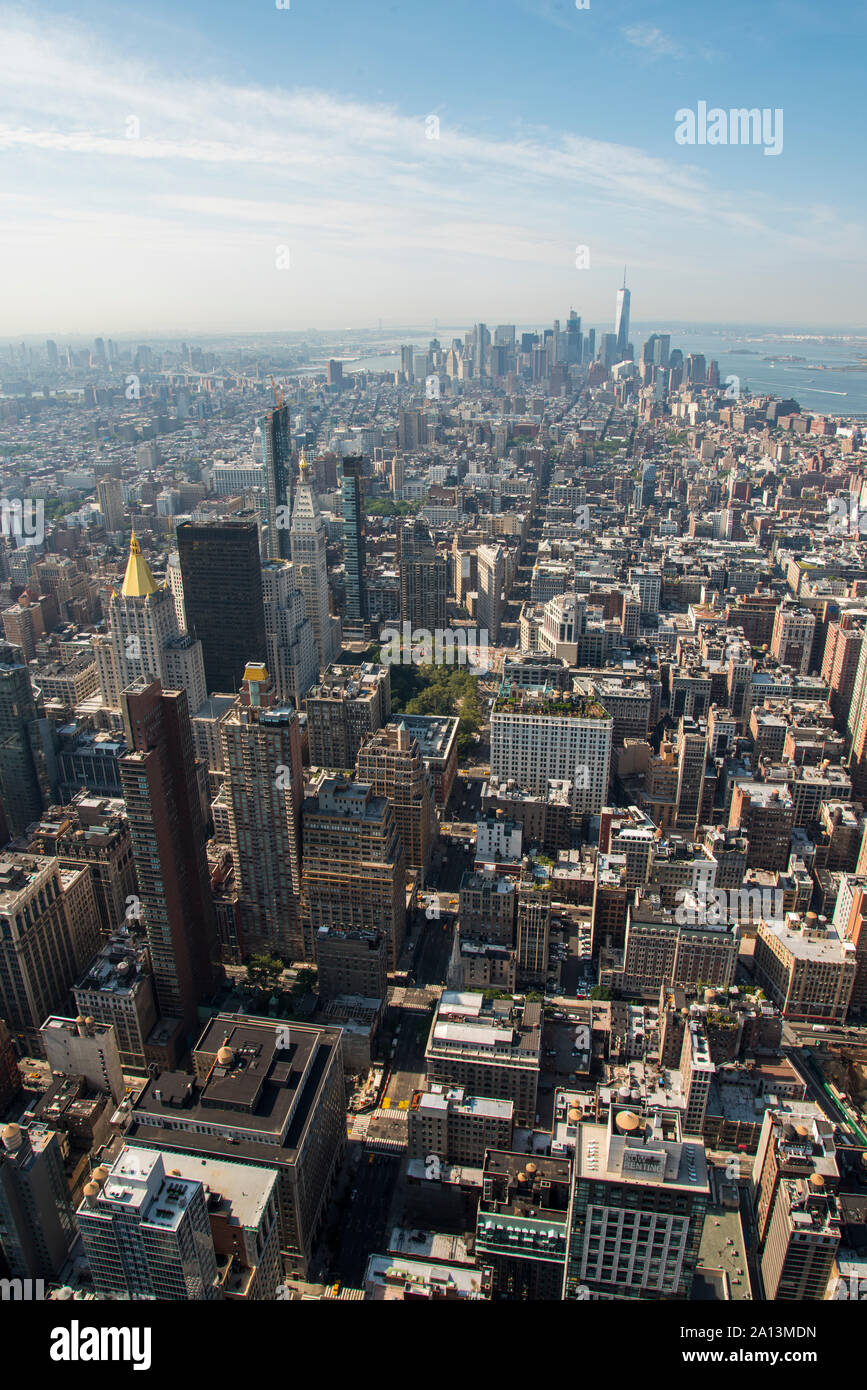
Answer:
0;1120;75;1280
477;542;505;644
566;310;582;365
340;455;366;625
0;643;47;837
259;401;292;562
516;859;552;985
355;721;434;880
301;776;406;965
614;269;631;358
290;451;337;670
261;560;318;706
97;477;124;532
0;854;101;1053
398;520;448;633
120;678;219;1050
77;1148;221;1300
220;664;304;960
177;519;267;694
93;532;206;714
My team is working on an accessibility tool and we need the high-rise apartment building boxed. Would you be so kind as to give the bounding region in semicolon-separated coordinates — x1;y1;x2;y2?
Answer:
340;456;366;625
822;615;863;727
40;1014;125;1104
73;929;158;1070
261;559;318;706
0;854;101;1053
753;912;856;1022
220;668;304;960
476;543;505;643
26;794;138;938
120;679;219;1051
355;721;434;879
290;451;337;670
398;520;448;633
97;477;125;532
459;869;517;943
177;520;267;694
675;716;708;837
0;644;48;837
752;1108;839;1253
300;777;406;965
616;893;738;999
305;662;390;769
476;1151;571;1299
729;782;795;871
259;400;292;562
679;1016;715;1136
409;1087;514;1166
313;926;388;1003
563;1105;708;1300
516;859;551;985
490;684;612;815
771;603;816;675
761;1176;841;1300
0;1120;75;1280
77;1147;221;1300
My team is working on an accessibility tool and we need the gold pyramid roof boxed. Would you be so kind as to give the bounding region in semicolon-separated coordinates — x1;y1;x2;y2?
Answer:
121;531;158;598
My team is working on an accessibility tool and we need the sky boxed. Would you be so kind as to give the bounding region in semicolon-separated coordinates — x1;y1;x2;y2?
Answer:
0;0;865;337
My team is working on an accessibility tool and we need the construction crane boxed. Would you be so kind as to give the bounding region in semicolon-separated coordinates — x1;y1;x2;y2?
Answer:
269;374;285;409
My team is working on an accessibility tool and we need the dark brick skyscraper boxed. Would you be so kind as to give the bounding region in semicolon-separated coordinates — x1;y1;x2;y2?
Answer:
120;678;220;1053
176;519;267;694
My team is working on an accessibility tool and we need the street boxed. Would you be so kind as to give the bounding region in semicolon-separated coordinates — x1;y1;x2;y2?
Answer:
328;1153;401;1285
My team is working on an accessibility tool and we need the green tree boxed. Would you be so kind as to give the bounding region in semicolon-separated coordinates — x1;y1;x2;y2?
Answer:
246;953;284;990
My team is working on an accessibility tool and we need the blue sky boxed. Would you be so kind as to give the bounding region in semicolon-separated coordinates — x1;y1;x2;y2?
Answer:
0;0;864;335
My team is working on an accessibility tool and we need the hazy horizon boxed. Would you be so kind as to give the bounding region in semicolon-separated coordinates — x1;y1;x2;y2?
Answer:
1;1;865;336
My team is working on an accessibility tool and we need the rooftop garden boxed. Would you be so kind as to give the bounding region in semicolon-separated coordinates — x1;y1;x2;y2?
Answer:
494;689;610;720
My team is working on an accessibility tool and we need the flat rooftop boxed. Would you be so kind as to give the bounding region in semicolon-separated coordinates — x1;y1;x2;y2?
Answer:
129;1017;341;1164
152;1150;276;1231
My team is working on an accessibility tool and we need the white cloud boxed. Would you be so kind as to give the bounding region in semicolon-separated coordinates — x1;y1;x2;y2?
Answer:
621;25;685;58
0;7;860;330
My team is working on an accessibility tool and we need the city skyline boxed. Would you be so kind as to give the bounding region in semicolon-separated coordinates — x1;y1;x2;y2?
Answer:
0;1;865;334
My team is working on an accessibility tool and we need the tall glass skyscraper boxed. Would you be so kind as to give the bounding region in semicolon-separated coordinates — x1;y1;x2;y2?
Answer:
260;402;292;561
340;455;366;624
176;519;267;693
615;271;631;358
